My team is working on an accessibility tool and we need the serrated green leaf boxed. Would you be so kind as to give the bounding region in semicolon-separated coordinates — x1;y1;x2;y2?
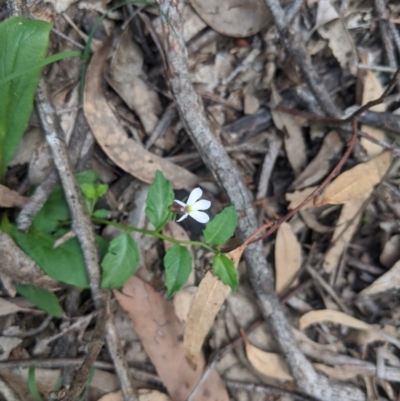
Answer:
101;233;139;288
93;209;111;218
203;206;238;245
0;17;52;179
17;284;62;318
145;170;174;230
163;244;192;298
212;254;238;291
13;227;90;288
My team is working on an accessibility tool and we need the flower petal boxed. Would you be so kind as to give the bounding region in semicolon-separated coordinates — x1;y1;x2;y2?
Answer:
187;187;203;206
176;213;188;222
174;200;186;207
190;199;211;211
189;210;209;223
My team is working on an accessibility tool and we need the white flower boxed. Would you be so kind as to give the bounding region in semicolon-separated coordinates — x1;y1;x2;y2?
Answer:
174;187;211;223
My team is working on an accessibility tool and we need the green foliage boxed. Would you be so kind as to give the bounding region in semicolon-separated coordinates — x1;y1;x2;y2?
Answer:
17;284;62;317
13;227;90;288
101;233;139;288
92;209;111;218
203;206;238;245
163;245;192;298
0;17;52;179
212;254;238;291
145;170;174;231
28;366;44;401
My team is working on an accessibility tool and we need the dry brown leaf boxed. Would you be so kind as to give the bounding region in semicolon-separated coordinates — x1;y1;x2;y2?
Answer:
107;28;162;135
380;234;400;268
318;23;357;76
323;195;368;273
153;5;207;43
184;246;244;369
0;184;27;208
271;85;307;176
0;298;31;316
299;309;372;331
321;152;391;205
361;70;387;157
358;259;400;299
294;131;344;189
0;337;23;361
189;0;271;37
84;38;198;190
275;222;301;293
314;363;359;382
244;337;293;382
97;389;171;401
286;186;318;210
114;276;229;401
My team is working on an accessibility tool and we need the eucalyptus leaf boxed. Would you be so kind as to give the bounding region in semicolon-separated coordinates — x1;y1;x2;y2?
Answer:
163;244;192;298
17;284;62;318
145;170;174;230
212;254;238;291
101;233;139;288
0;17;52;179
203;206;238;245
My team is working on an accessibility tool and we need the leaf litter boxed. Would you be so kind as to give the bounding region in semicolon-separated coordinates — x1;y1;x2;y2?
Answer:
3;1;400;400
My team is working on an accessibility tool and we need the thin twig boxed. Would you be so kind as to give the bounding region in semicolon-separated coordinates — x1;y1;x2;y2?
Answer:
35;79;138;401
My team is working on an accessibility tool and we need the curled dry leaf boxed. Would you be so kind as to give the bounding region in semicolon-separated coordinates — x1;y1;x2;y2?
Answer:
275;222;301;293
107;27;162;135
84;38;198;190
97;389;171;401
323;195;367;273
271;84;306;176
114;276;229;401
358;259;400;299
321;151;391;205
299;309;371;331
0;184;27;208
361;70;387;158
0;298;31;317
189;0;271;38
243;334;292;381
316;0;357;75
294;131;344;189
184;246;244;369
286;186;318;210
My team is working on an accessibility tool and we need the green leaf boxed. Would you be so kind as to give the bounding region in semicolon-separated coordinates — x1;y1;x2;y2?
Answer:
212;254;238;291
80;183;97;199
96;184;108;197
0;17;52;179
203;206;238;245
101;233;139;288
163;245;192;298
0;50;81;85
93;209;111;218
28;366;44;401
145;170;174;230
17;284;62;318
13;228;90;288
32;170;100;233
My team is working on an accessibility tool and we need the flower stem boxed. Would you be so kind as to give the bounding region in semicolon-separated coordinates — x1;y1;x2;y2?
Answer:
92;217;216;253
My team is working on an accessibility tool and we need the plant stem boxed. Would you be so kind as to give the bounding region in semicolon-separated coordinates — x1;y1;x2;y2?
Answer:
92;217;216;253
